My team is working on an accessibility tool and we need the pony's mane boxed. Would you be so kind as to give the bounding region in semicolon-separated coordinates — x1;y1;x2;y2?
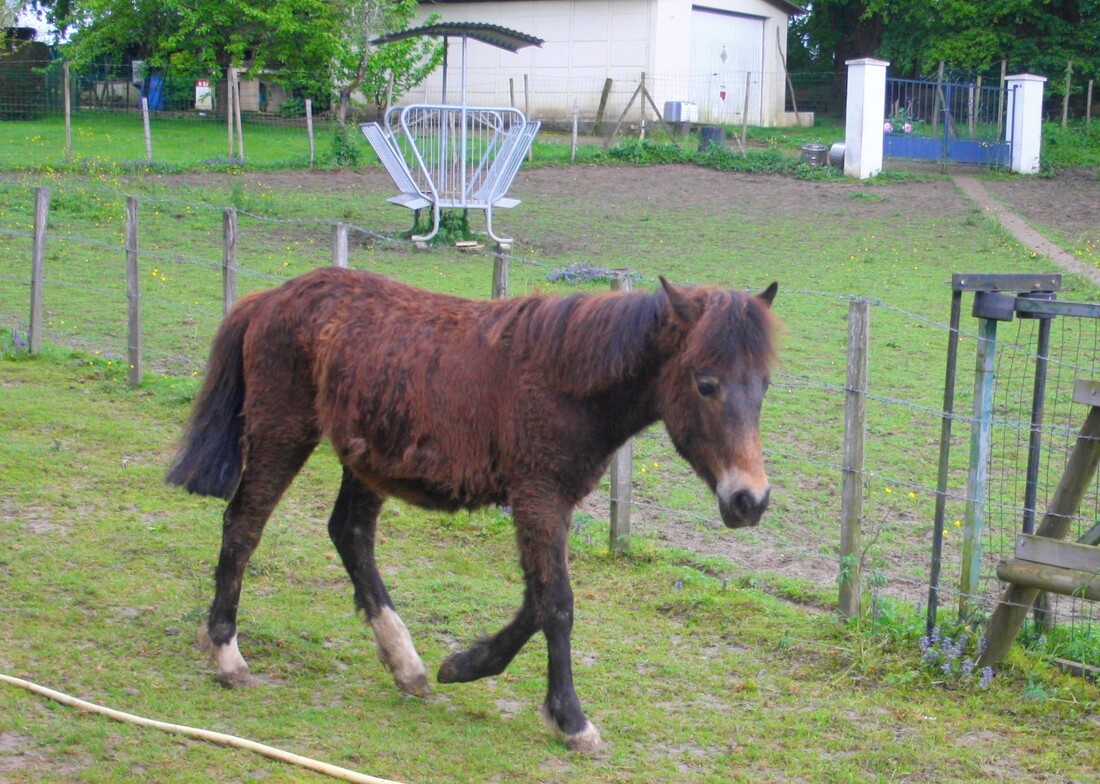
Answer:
488;284;777;394
488;289;666;393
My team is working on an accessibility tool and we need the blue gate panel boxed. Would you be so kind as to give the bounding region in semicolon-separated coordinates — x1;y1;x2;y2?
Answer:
948;139;1011;166
884;135;942;159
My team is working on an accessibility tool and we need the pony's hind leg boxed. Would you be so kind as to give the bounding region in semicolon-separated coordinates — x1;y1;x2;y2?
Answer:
205;435;318;687
327;468;429;697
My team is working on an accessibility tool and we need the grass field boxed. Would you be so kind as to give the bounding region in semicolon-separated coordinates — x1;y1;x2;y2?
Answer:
2;352;1099;783
2;116;1099;781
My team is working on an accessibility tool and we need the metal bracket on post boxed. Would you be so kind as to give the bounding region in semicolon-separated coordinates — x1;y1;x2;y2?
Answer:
959;300;1012;619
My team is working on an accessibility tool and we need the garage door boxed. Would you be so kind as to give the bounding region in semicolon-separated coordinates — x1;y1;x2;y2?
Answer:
689;6;764;125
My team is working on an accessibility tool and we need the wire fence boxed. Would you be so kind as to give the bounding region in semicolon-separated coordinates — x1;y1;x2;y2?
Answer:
1;177;1097;662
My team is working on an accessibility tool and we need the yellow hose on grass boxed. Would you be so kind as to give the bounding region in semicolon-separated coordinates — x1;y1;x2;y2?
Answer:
0;673;408;784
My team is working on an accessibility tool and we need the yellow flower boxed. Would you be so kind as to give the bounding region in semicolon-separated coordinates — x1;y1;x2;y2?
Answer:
908;491;916;499
884;487;893;494
954;519;962;527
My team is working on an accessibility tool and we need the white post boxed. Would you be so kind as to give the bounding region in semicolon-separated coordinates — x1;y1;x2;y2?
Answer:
1005;74;1047;175
843;58;890;180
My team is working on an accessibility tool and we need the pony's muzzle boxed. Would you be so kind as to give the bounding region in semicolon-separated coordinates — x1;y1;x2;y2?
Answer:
718;487;770;528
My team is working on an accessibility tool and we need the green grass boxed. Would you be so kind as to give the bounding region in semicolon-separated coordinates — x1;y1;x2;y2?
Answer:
1;112;1099;780
2;351;1098;783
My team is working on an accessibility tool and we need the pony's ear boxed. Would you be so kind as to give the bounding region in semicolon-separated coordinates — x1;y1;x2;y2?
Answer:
659;275;703;328
757;282;778;307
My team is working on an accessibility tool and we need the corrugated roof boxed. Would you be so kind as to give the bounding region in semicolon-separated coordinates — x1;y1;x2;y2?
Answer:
371;22;544;52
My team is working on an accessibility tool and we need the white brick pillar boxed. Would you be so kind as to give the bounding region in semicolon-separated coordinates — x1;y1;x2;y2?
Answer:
1005;74;1047;174
844;58;890;179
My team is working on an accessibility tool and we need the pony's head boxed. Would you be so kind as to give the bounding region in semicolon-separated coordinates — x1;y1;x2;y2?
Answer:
656;277;778;528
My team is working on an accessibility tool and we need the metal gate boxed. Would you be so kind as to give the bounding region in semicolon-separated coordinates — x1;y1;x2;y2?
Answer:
883;77;1014;168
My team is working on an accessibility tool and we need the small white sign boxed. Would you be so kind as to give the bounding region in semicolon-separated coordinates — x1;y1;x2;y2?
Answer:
195;78;213;111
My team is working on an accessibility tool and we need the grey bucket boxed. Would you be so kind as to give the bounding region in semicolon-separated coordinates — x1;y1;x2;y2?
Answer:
800;143;829;166
828;142;846;169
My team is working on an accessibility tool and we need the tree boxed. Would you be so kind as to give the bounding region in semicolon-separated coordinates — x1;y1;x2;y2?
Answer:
2;1;26;28
33;0;339;89
29;0;443;121
330;0;442;125
791;1;1100;86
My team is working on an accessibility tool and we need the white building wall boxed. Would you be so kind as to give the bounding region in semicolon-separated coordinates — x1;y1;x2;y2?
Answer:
407;0;795;127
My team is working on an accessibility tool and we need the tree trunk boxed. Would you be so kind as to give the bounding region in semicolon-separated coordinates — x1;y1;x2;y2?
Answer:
337;88;351;127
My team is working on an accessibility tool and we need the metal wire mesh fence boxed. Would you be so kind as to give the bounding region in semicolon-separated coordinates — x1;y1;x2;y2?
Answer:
1;178;1096;658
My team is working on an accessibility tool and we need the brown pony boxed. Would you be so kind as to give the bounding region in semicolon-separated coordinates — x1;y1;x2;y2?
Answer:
167;268;778;751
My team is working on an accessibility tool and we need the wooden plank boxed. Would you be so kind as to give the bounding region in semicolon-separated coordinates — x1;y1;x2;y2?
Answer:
839;298;869;616
1015;534;1100;573
1078;520;1100;547
1053;657;1100;682
950;273;1061;293
980;405;1100;665
995;558;1100;601
1073;378;1100;407
1016;298;1100;320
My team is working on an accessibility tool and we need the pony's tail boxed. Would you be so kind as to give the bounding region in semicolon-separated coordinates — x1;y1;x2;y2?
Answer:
166;295;261;499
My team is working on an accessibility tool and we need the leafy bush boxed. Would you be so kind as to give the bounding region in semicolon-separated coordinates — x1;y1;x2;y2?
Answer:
405;209;475;246
1041;121;1100;170
278;97;307;118
608;139;691;164
329;123;362;167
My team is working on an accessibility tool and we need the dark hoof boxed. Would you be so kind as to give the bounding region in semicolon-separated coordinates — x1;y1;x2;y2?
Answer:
436;651;470;684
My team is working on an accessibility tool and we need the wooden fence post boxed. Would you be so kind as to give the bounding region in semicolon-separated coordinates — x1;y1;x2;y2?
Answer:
305;99;315;166
63;62;72;162
571;99;579;161
29;187;50;354
839;298;869;617
234;72;245;162
609;271;634;554
142;97;153;162
222;208;238;315
594;78;613;136
125;196;142;387
332;222;349;268
1062;60;1072;129
492;243;509;299
227;69;235;158
960;314;998;618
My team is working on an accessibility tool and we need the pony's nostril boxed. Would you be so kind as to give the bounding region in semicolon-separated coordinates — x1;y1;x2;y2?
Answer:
731;489;754;518
721;487;769;528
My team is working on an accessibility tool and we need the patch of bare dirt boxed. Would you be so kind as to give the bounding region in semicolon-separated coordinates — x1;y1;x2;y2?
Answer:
982;168;1099;251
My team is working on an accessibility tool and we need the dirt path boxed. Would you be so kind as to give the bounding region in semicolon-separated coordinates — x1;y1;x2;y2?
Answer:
951;173;1100;286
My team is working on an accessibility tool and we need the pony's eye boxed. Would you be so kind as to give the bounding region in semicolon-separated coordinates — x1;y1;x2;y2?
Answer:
696;378;720;398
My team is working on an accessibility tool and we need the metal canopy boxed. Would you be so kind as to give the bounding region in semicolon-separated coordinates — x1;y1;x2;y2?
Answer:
371;22;544;52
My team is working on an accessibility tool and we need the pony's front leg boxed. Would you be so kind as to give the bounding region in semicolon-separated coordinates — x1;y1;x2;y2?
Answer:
520;503;602;753
437;584;540;683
